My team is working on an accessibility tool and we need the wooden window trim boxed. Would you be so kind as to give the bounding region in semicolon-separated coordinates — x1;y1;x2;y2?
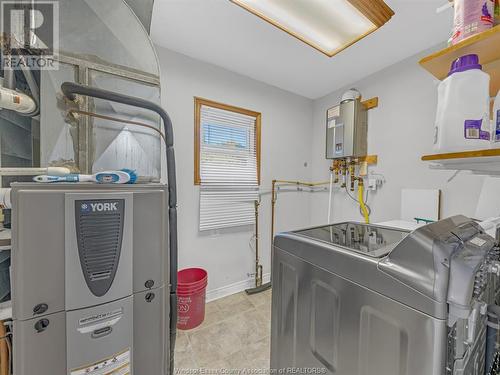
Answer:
194;97;262;185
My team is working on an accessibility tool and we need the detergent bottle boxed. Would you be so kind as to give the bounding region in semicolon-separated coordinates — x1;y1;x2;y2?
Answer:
434;54;491;153
452;0;495;44
493;90;500;146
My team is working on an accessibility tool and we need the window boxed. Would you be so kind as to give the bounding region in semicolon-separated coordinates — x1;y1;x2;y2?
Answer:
194;97;261;231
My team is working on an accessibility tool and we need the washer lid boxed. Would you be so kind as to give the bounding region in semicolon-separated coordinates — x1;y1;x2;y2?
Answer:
295;222;409;259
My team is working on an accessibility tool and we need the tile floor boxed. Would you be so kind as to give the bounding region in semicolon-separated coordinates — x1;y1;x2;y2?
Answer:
174;289;272;371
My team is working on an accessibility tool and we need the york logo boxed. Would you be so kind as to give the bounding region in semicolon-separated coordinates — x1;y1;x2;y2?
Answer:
90;202;118;212
81;202;118;213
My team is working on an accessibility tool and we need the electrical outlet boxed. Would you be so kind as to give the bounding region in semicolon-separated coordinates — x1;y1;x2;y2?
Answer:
367;172;385;191
367;178;378;191
367;176;385;191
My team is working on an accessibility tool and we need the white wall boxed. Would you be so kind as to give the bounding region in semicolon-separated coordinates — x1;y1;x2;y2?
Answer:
156;47;314;298
309;49;486;225
158;45;489;299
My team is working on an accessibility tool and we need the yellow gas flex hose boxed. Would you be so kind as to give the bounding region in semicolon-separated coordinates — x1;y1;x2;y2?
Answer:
358;183;370;224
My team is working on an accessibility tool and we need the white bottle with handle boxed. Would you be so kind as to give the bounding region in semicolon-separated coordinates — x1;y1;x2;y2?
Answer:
434;54;491;153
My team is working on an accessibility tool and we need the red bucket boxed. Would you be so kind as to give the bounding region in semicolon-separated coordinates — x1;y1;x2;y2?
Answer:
177;268;208;330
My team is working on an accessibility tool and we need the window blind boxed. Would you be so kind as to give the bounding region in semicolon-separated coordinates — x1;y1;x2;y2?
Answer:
199;104;259;231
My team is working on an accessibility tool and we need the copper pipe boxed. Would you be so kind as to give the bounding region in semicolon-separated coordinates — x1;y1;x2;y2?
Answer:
0;321;8;375
273;179;331;187
268;178;336;289
254;200;262;288
349;160;364;191
350;161;356;191
68;109;167;143
270;179;331;253
332;160;340;184
340;160;348;188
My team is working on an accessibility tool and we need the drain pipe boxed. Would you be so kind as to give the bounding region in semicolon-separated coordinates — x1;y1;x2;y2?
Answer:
61;82;178;373
246;200;264;295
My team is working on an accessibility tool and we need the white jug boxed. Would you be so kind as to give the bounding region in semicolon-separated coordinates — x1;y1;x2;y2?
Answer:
434;54;491;153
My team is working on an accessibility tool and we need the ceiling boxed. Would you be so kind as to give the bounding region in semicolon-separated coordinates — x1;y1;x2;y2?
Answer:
151;0;452;99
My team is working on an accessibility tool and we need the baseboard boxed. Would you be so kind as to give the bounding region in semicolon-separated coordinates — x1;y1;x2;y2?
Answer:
206;273;271;302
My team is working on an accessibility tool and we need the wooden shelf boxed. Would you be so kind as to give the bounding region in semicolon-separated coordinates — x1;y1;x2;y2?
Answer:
419;27;500;176
422;149;500;161
422;149;500;175
419;25;500;96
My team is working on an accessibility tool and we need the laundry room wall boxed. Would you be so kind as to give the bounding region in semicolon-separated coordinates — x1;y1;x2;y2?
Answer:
156;47;314;299
309;48;487;226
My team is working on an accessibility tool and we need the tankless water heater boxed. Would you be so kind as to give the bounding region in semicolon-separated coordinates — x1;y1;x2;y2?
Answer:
326;98;368;159
11;183;170;375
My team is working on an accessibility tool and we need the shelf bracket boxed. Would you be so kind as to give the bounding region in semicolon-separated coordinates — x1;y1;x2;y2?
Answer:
362;97;379;110
359;155;378;164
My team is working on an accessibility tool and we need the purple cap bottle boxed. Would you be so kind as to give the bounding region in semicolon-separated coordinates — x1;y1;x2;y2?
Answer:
449;54;483;75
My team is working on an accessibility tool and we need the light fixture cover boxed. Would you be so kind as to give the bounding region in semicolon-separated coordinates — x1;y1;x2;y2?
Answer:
230;0;394;57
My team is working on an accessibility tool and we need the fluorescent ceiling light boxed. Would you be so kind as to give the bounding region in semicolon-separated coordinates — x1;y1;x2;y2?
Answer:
230;0;394;57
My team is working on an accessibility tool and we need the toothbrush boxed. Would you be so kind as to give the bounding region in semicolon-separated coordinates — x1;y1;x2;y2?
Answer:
34;169;137;184
0;167;71;176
